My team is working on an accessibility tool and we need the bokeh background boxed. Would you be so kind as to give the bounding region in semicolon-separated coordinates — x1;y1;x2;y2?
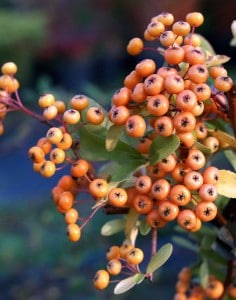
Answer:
0;0;235;299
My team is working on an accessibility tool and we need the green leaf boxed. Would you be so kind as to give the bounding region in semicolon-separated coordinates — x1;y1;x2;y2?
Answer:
149;135;180;166
198;34;216;55
216;169;236;198
199;260;209;289
194;140;212;158
139;218;151;236
78;125;145;163
113;274;145;295
101;218;125;236
106;124;124;151
146;243;173;274
172;236;198;253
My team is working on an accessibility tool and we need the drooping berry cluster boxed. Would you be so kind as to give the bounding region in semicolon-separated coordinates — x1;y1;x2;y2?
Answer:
174;267;236;300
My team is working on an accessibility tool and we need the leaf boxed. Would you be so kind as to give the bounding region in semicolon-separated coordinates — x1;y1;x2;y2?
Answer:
146;243;173;274
230;37;236;47
78;125;145;163
114;274;145;295
215;169;236;198
125;208;140;237
101;218;125;236
149;135;180;166
194;140;212;158
199;260;209;289
139;219;151;236
205;54;231;68
224;150;236;171
106;124;124;151
172;236;198;253
207;129;236;149
198;34;216;55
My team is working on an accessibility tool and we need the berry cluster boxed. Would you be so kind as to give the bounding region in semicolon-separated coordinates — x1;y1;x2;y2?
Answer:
0;62;20;135
0;10;235;299
174;267;236;300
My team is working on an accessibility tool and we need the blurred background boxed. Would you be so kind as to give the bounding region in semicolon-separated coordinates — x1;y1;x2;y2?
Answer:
0;0;235;299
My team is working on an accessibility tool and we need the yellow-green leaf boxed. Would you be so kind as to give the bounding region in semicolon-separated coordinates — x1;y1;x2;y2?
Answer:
216;169;236;198
101;219;125;236
205;54;231;68
113;274;145;295
106;124;124;151
207;129;236;149
146;243;173;274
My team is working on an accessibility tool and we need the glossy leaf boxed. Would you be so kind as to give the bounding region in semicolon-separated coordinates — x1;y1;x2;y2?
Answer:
125;208;140;237
101;218;125;236
216;169;236;198
149;135;180;166
146;243;173;274
106;124;124;151
114;274;145;295
78;125;145;163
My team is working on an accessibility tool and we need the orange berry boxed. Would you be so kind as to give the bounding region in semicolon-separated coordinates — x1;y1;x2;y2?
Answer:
58;191;74;211
126;247;144;265
172;21;191;36
195;201;217;222
147;21;165;37
127;37;144;55
153;116;174;136
89;178;109;198
50;147;66;164
155;12;174;26
187;64;209;84
151;178;170;201
186;12;204;27
71;159;89;177
106;258;122;276
135;58;156;77
28;146;45;163
63;109;80;124
40;160;56;177
177;209;197;231
169;184;191;206
86;107;105;125
144;74;164;96
160;30;176;47
132;193;153;214
36;137;52;154
43;105;58;120
205;279;224;299
106;245;120;260
108;187;128;207
93;269;110;290
67;223;81;242
112;86;131;106
165;74;185;94
56;132;73;150
54;100;66;114
64;208;79;224
46;127;63;144
158;200;179;221
38;93;55;108
146;208;167;228
214;75;233;92
125;115;146;138
70;94;89;110
1;62;18;75
164;45;185;65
